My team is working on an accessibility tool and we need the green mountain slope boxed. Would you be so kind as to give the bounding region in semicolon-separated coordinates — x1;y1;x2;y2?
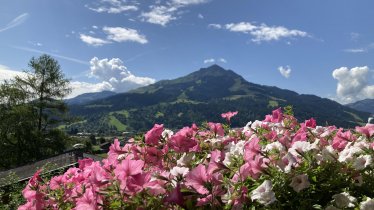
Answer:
67;65;370;134
346;99;374;114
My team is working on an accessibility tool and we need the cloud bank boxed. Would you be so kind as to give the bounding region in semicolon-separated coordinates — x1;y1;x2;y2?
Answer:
332;66;374;104
0;65;26;81
210;21;308;43
80;27;148;46
141;0;209;26
86;0;138;14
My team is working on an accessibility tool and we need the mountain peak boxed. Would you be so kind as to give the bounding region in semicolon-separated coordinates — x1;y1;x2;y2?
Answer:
206;64;225;70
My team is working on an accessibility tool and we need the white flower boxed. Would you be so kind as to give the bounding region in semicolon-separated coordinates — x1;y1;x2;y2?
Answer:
360;197;374;210
170;166;189;177
321;145;338;161
242;121;252;133
353;139;370;149
312;126;326;135
162;129;174;139
204;137;223;147
177;153;194;166
263;142;285;153
117;154;126;161
338;146;362;163
251;120;263;130
223;140;246;167
282;152;297;173
332;192;357;208
289;141;313;156
222;152;232;167
289;174;310;193
353;155;373;170
250;180;276;206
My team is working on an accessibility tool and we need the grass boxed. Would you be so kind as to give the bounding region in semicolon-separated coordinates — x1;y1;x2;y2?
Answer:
110;110;129;118
108;115;127;131
268;100;279;108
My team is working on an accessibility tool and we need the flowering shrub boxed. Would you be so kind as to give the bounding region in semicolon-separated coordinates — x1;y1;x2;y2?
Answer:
19;108;374;209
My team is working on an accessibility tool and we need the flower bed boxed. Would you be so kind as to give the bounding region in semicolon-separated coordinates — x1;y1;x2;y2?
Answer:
19;108;374;209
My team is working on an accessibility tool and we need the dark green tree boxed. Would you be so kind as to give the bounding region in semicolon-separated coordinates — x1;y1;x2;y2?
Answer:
14;54;71;131
0;54;71;169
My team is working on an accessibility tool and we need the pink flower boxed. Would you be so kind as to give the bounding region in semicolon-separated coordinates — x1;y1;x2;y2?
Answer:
108;139;126;157
164;184;184;206
221;111;238;123
75;187;101;210
84;162;109;186
169;127;197;153
126;172;165;195
356;124;374;138
49;175;63;190
264;108;283;123
78;158;93;170
304;118;317;128
145;124;164;145
233;155;267;182
185;164;210;194
114;159;144;179
244;137;261;162
332;130;356;151
144;146;163;167
208;122;225;137
20;170;46;210
207;150;225;175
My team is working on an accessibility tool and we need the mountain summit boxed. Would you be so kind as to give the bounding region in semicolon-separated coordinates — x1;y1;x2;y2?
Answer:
68;65;370;133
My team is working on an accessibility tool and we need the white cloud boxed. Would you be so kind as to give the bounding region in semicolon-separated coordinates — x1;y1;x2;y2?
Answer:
344;48;366;53
87;0;138;14
89;57;155;93
198;13;204;19
250;25;308;43
80;34;111;46
332;66;374;104
141;5;178;26
204;58;227;64
0;13;29;32
218;58;227;63
204;58;215;64
141;0;209;26
67;81;113;99
208;24;222;29
92;25;98;29
211;21;309;43
0;65;26;82
344;43;374;53
171;0;209;6
278;66;292;78
225;22;257;33
103;27;148;44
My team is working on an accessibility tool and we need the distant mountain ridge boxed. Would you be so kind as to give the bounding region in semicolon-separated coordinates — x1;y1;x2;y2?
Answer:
66;65;370;134
65;91;116;105
346;99;374;114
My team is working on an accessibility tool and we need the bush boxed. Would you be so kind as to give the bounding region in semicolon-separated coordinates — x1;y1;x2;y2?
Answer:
18;108;374;209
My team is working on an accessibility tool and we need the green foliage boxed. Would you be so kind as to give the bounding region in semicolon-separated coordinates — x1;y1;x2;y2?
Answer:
0;172;26;210
0;54;71;170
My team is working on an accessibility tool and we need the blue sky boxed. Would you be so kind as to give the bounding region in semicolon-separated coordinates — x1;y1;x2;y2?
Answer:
0;0;373;103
